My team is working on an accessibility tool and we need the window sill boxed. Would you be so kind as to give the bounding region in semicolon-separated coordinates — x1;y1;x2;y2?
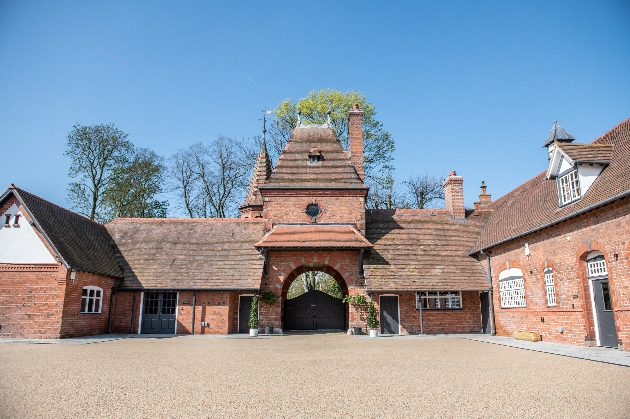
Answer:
79;312;103;315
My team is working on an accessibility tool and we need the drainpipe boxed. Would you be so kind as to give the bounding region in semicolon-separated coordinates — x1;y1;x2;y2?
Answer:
483;250;496;335
107;288;116;334
130;291;137;334
419;292;424;335
191;291;197;335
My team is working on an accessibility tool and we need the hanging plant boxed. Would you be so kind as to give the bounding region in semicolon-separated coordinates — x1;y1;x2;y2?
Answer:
342;294;368;306
260;291;280;307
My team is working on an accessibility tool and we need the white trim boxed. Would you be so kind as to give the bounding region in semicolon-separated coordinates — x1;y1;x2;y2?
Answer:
174;292;179;335
588;279;601;347
137;292;144;335
379;294;401;335
80;286;103;314
238;294;255;333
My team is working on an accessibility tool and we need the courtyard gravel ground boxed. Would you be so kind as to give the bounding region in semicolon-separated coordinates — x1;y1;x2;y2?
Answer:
1;333;629;418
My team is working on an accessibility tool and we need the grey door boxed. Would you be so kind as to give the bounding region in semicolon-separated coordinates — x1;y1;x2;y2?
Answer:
239;296;253;333
592;279;618;347
141;292;177;334
380;296;399;334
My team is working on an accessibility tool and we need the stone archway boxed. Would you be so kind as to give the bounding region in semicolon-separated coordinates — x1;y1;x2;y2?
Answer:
281;264;349;331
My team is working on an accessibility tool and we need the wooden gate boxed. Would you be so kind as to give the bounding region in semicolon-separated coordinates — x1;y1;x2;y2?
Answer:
284;290;345;331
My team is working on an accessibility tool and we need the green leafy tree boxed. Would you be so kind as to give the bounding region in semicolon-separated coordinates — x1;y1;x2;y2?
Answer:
102;148;168;219
248;296;259;329
65;124;133;221
270;89;395;207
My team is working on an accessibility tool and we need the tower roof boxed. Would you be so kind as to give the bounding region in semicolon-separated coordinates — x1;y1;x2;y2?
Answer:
240;140;272;208
543;120;575;147
262;126;366;190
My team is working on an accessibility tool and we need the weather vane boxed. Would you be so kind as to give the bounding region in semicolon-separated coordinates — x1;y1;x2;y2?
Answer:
260;108;272;142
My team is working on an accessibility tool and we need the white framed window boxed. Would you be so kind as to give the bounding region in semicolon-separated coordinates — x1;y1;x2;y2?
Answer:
587;259;607;277
544;268;557;307
558;170;581;205
416;291;462;309
81;286;103;313
499;268;526;308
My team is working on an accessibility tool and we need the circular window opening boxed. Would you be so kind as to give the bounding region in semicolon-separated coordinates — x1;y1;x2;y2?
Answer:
305;204;321;218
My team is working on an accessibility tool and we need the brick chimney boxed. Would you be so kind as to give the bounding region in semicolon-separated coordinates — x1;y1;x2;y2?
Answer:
348;103;364;182
443;171;465;220
473;181;492;210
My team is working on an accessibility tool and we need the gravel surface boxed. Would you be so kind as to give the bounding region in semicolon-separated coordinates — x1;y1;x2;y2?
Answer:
1;333;629;418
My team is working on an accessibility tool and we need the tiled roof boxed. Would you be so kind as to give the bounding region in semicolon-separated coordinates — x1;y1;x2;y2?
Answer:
262;126;366;189
240;141;272;208
473;117;630;252
364;209;491;291
543;121;575;147
3;186;122;278
105;218;264;290
255;224;373;249
557;142;614;164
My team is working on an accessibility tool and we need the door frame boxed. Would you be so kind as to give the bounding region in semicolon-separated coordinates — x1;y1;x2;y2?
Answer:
173;292;179;335
589;278;618;347
379;294;401;335
137;291;144;335
238;294;255;333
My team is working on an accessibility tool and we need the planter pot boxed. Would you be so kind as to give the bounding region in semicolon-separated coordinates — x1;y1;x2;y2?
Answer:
265;326;272;335
369;329;378;338
249;328;258;337
353;327;362;335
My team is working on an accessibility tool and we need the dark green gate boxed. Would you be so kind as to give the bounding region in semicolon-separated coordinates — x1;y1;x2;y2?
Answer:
284;290;345;331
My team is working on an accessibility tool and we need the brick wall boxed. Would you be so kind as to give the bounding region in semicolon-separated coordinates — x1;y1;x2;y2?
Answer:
0;264;65;338
176;292;232;334
487;197;630;349
371;292;483;334
110;291;141;334
59;271;116;338
261;192;366;233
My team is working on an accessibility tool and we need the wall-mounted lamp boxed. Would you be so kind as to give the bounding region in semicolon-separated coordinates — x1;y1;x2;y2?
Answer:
557;327;564;334
540;317;545;323
70;270;77;284
614;253;619;261
566;236;572;242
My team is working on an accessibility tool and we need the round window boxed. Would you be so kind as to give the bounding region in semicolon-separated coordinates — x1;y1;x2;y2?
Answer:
305;204;321;218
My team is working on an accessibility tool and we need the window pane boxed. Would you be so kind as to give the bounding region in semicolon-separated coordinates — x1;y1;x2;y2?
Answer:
82;289;88;297
81;297;87;313
87;298;94;313
95;290;101;298
602;282;612;311
89;289;95;297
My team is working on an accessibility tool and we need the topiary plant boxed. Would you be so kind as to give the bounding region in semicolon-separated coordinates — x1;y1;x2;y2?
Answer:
248;296;259;329
366;301;380;330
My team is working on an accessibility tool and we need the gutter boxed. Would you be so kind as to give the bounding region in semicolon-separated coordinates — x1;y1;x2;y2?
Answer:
112;287;260;293
470;189;630;255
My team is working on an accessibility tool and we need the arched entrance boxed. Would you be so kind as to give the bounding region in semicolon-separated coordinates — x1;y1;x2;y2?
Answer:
281;264;349;331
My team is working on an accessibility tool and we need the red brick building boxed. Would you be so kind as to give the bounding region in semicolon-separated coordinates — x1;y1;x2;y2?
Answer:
2;109;629;351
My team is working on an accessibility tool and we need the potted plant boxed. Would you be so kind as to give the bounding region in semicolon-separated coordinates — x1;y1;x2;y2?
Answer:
342;294;368;335
367;301;380;338
260;291;279;334
248;295;259;337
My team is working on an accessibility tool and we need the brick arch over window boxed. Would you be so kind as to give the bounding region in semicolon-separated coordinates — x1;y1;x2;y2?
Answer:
575;239;615;342
496;260;526;275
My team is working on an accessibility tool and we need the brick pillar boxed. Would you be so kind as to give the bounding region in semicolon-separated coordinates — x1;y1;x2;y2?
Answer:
349;103;364;182
443;171;465;220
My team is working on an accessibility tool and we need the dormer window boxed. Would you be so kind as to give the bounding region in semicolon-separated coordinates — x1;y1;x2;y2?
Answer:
558;169;581;205
308;147;322;164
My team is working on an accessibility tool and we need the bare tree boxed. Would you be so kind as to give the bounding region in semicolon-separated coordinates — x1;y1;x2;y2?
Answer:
403;173;445;209
65;124;133;222
169;136;250;218
367;175;409;209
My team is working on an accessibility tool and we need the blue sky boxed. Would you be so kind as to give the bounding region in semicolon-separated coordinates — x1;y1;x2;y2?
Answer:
1;1;629;214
